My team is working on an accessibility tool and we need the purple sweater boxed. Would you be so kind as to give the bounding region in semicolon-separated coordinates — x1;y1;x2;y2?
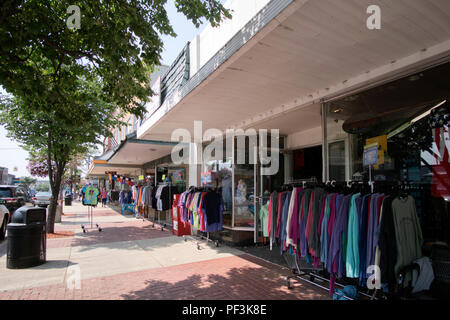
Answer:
328;194;352;278
288;188;304;247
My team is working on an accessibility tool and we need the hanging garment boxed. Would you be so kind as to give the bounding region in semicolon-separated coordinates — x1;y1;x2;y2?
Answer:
203;191;223;232
259;201;270;238
345;193;361;278
328;194;351;278
276;192;286;239
309;188;326;258
288;189;304;250
300;189;313;257
268;191;278;247
279;191;292;253
320;194;334;265
286;188;300;248
378;196;397;291
392;195;423;277
359;194;371;286
367;194;385;271
83;186;100;206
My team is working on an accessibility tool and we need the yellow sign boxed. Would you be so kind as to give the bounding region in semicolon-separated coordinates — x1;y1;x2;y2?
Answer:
365;135;387;169
138;175;144;180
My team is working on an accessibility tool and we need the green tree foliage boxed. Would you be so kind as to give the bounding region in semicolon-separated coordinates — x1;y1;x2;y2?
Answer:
36;183;51;192
19;176;37;188
0;0;230;232
0;0;231;114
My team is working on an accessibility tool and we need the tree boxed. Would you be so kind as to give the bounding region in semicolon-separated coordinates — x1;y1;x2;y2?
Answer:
0;0;231;115
0;1;230;233
19;176;37;188
36;183;50;192
1;76;121;232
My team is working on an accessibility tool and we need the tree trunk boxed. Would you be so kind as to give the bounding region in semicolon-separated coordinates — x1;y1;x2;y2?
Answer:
47;165;64;233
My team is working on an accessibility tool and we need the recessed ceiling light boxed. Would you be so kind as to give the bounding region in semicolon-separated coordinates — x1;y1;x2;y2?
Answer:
332;107;344;113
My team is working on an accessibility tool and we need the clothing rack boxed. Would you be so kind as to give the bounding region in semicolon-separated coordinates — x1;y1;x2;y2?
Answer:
81;205;102;233
278;182;380;300
183;185;220;249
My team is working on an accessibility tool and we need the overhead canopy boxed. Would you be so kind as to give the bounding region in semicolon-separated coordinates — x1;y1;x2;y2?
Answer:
86;133;181;178
107;137;178;166
138;0;450;142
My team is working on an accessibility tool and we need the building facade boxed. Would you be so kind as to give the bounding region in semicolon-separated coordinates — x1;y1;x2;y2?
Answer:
88;0;450;246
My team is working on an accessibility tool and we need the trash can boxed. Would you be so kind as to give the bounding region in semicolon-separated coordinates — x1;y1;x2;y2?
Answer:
65;194;72;206
7;206;47;269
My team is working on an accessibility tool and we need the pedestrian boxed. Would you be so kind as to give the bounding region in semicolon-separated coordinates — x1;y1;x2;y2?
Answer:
101;188;108;207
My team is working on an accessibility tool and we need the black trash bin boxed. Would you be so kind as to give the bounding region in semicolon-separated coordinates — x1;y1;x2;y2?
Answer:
65;194;72;206
7;206;47;269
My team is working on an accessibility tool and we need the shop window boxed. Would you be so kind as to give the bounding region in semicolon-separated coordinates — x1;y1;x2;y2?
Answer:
325;62;450;244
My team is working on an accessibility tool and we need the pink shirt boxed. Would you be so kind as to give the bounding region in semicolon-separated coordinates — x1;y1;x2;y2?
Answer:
101;190;107;198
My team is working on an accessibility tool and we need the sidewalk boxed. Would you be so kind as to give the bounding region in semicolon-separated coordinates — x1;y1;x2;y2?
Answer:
0;201;330;300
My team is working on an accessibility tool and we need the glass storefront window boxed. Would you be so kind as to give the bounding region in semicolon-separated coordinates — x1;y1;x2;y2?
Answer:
325;63;450;243
202;136;233;227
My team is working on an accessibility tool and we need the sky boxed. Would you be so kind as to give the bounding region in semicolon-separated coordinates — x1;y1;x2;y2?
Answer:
0;1;213;178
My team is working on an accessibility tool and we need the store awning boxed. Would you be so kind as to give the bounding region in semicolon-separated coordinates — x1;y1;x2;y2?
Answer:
107;132;179;166
86;132;184;177
137;0;450;142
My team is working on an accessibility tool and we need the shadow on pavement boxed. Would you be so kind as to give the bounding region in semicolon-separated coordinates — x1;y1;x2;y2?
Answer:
119;262;329;300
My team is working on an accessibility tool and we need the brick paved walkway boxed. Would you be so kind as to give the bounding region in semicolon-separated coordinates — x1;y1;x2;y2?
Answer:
0;202;330;300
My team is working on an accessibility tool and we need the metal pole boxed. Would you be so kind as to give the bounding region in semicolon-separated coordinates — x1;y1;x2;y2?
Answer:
321;102;328;182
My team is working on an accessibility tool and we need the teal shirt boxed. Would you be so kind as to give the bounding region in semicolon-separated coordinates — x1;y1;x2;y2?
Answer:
345;193;360;278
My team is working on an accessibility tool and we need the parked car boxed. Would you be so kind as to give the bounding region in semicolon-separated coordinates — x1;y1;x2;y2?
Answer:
0;185;26;215
0;203;10;240
33;191;52;208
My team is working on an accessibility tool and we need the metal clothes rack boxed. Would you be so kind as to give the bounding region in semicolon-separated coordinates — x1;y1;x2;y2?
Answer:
152;182;172;231
81;205;102;233
282;251;375;300
182;185;220;250
279;179;377;300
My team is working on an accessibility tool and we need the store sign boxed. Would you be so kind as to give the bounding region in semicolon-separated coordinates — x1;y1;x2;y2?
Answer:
363;143;379;166
366;135;387;168
138;175;144;181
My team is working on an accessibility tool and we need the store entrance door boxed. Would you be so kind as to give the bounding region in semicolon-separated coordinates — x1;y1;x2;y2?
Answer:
254;151;285;244
292;145;323;182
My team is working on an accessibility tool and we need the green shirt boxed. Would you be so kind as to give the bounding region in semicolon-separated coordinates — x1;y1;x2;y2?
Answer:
259;202;269;238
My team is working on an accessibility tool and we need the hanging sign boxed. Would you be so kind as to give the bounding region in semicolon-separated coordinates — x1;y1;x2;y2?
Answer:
138;175;144;181
366;134;387;169
363;143;379;166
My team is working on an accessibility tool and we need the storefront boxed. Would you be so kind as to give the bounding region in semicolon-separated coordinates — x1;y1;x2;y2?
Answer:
324;61;450;245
